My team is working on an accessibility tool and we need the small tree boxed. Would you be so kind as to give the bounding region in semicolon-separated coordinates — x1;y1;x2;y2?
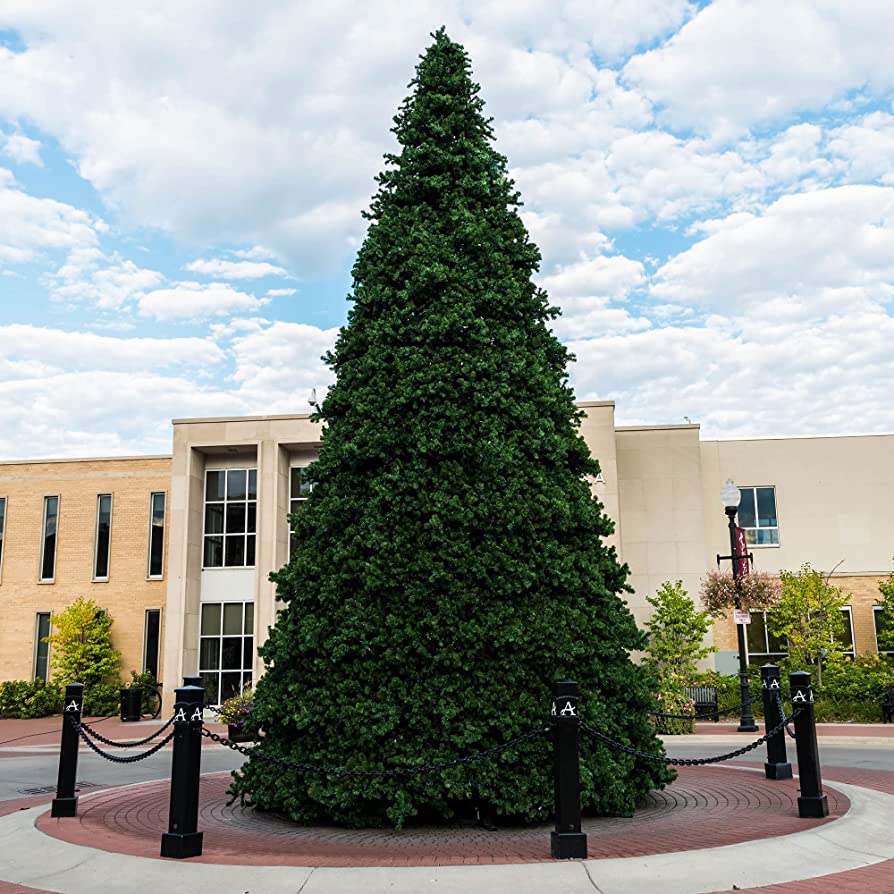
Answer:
644;580;716;684
46;597;121;699
876;565;894;654
767;564;849;686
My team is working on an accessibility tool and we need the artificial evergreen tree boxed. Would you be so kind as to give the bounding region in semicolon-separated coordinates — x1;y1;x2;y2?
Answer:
232;29;672;827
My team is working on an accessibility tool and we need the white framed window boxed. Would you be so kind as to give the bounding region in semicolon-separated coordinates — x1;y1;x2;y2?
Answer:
836;606;855;657
198;601;254;705
203;469;257;569
147;492;166;579
143;609;161;678
289;466;313;556
93;494;112;581
34;612;51;681
0;495;6;583
39;496;59;582
874;607;892;655
737;486;779;546
746;610;788;664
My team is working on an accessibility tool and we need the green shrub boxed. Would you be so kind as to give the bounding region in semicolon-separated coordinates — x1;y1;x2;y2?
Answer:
126;670;161;716
82;681;120;717
652;685;695;735
0;679;62;718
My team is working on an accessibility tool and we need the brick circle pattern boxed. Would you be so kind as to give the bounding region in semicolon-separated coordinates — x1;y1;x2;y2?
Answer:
38;768;846;866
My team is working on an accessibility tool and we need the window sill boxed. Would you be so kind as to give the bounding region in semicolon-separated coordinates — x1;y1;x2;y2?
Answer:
749;543;780;549
92;577;109;584
38;579;55;585
147;575;165;582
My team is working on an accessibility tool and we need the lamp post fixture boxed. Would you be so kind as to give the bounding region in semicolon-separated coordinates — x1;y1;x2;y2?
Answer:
719;478;758;732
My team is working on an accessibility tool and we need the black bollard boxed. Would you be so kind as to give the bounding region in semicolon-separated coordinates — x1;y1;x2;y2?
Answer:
761;664;792;780
183;675;202;687
160;683;205;858
550;680;587;859
789;671;828;818
51;682;84;818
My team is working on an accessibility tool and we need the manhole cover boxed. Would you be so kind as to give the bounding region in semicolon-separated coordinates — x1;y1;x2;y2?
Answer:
17;781;100;795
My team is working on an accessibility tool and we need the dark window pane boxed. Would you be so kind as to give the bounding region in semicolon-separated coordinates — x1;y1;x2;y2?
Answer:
245;535;256;567
206;470;225;501
242;673;252;690
290;467;301;499
204;535;223;567
144;610;160;677
221;672;242;702
247;469;257;500
41;496;58;581
224;535;245;567
200;672;220;705
35;613;50;681
737;488;756;528
243;637;254;669
756;487;777;527
149;493;165;577
0;496;6;568
222;637;242;669
94;494;111;578
227;469;246;501
200;603;221;636
244;603;254;635
204;503;224;535
223;602;243;635
746;612;767;654
755;528;779;545
837;610;854;650
199;638;220;670
246;502;256;534
226;502;246;534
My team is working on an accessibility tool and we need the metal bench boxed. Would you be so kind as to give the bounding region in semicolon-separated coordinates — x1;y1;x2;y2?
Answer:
882;685;894;724
683;685;719;721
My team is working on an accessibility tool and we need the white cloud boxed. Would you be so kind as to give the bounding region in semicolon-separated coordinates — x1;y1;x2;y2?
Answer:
49;249;164;309
138;282;269;320
184;258;289;279
2;131;42;165
266;288;297;297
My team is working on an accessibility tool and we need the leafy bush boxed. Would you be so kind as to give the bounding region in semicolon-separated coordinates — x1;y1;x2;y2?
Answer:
218;687;254;726
126;670;161;716
651;685;695;735
643;581;715;682
83;681;120;717
0;679;62;718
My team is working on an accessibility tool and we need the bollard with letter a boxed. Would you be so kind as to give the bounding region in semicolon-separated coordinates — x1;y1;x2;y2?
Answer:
51;682;84;818
760;664;792;780
790;671;829;818
160;682;205;858
550;680;587;859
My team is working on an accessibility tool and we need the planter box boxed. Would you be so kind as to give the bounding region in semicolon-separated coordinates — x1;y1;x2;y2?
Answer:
120;687;142;722
228;722;253;743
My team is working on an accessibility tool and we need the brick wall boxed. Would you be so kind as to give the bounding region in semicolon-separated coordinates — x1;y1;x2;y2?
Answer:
0;456;172;685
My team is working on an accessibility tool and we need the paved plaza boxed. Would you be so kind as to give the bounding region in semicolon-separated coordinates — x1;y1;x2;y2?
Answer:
0;717;892;893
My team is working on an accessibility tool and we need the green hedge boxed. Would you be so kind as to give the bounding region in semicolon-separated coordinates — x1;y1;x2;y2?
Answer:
0;679;62;718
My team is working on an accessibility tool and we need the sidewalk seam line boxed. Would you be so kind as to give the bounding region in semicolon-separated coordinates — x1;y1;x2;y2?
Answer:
296;865;316;893
581;861;605;892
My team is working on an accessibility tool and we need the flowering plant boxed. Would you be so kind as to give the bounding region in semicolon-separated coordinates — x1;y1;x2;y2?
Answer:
699;570;781;617
218;687;254;726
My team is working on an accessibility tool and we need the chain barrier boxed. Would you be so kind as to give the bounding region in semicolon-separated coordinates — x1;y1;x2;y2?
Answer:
69;715;175;764
649;702;744;721
773;691;797;739
78;716;175;748
581;709;802;767
201;725;550;778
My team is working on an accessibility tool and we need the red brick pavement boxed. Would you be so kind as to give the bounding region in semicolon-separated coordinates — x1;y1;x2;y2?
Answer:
36;767;846;866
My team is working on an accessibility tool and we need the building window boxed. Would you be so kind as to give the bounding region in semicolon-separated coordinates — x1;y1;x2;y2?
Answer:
836;606;855;657
746;610;788;664
93;494;112;580
203;470;257;569
0;496;6;580
289;466;313;556
737;486;779;546
40;496;59;582
143;609;161;678
198;601;254;705
148;492;166;579
875;607;892;655
34;612;51;681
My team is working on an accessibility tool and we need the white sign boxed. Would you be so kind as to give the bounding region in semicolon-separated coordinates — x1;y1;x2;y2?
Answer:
733;609;751;625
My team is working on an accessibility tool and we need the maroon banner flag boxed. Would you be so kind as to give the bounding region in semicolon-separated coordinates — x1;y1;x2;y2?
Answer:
735;527;751;576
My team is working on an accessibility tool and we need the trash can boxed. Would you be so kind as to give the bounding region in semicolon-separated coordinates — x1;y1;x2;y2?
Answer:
120;687;142;722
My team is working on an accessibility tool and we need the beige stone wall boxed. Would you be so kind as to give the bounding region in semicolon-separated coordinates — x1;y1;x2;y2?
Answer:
0;456;172;684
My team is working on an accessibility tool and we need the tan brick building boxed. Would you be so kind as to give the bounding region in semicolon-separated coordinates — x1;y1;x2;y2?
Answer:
0;406;891;707
0;456;171;684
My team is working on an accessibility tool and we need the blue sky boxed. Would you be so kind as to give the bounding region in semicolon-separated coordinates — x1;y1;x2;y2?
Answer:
1;1;894;458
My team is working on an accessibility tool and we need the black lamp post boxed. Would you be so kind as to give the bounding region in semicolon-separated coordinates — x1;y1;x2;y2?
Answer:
719;478;758;733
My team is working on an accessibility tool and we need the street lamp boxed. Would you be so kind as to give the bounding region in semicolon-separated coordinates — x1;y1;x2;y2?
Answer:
719;478;758;732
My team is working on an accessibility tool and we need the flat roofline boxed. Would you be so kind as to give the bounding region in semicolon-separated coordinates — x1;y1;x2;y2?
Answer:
0;454;172;466
703;430;894;444
173;413;314;425
615;424;701;432
577;400;615;408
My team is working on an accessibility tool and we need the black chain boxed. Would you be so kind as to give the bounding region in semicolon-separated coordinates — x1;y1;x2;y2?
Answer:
201;725;550;777
773;692;797;739
649;702;745;720
70;716;175;763
581;710;802;766
78;716;174;748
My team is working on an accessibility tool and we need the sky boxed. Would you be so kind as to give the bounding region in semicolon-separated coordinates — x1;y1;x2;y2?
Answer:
1;0;893;459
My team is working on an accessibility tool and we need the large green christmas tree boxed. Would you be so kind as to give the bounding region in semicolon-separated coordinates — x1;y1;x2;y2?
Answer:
233;29;672;827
